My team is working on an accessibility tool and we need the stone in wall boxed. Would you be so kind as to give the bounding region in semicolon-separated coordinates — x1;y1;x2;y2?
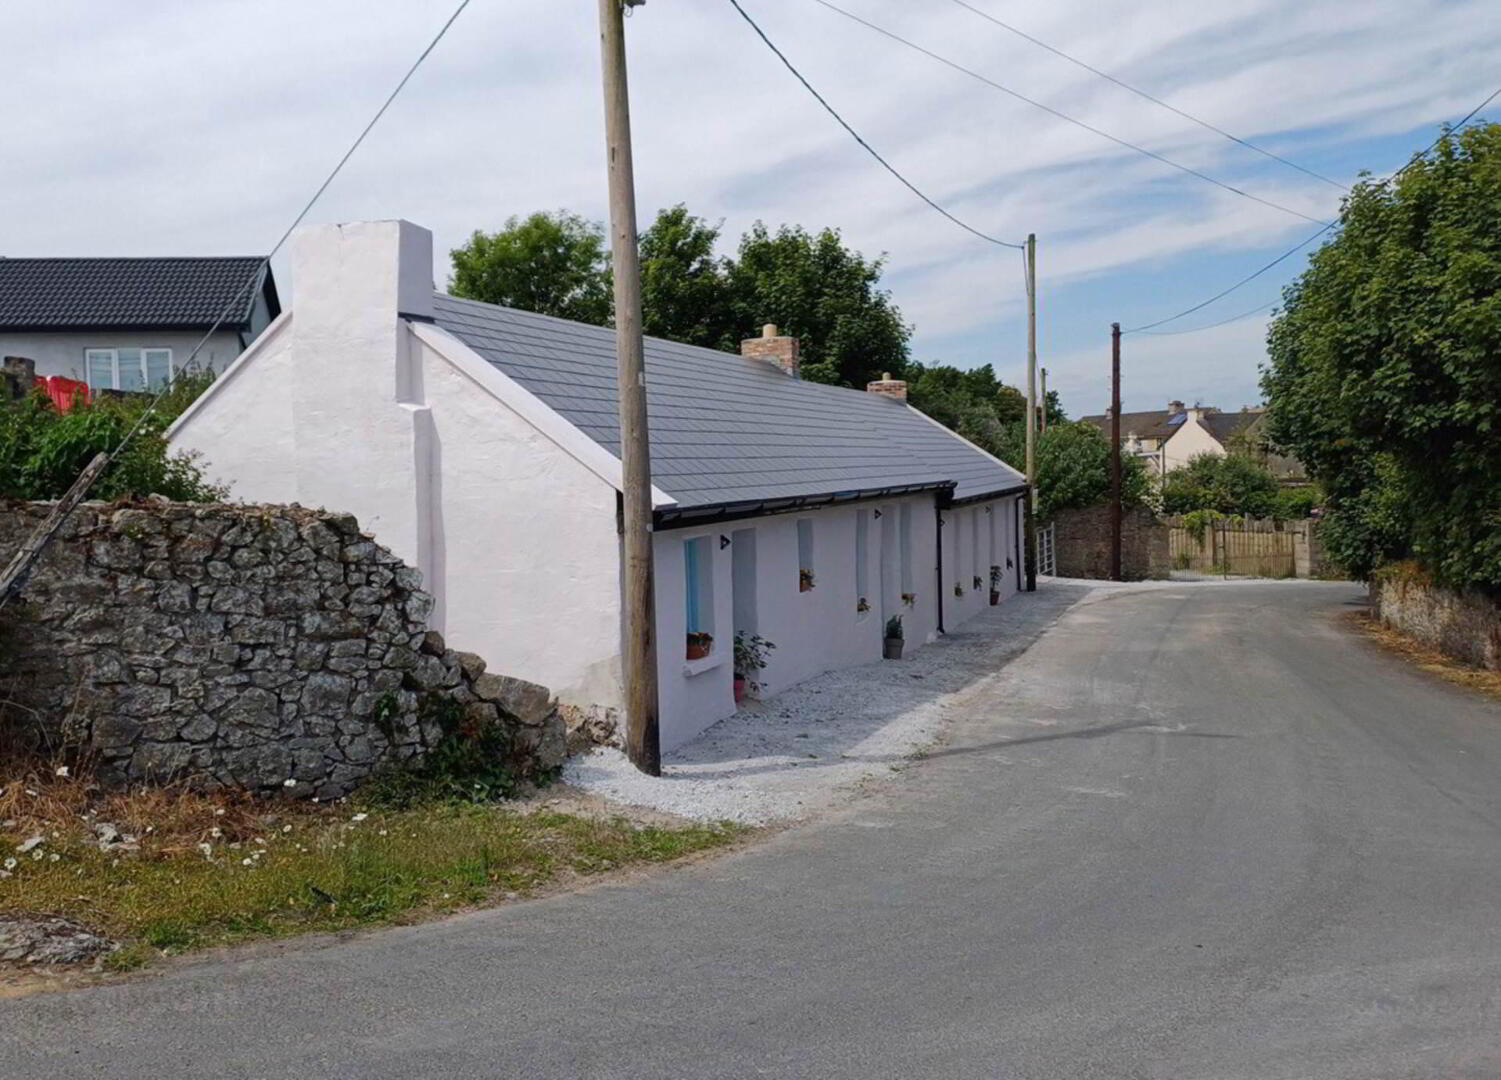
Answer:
0;500;568;798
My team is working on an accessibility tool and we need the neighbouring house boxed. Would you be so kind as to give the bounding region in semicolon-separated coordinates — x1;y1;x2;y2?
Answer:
1081;400;1304;483
167;220;1028;750
0;256;280;391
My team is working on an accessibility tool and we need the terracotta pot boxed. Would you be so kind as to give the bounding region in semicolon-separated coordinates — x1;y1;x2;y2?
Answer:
686;641;710;661
883;637;904;660
733;676;747;703
990;589;1001;606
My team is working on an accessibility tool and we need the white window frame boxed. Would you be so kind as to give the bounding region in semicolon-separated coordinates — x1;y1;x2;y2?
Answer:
83;347;174;391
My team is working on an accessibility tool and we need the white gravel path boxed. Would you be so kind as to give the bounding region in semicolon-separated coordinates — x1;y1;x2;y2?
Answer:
563;582;1093;824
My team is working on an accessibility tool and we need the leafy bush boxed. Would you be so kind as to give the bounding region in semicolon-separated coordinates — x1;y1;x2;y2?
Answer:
359;696;522;810
0;371;223;501
1161;452;1282;518
990;420;1152;521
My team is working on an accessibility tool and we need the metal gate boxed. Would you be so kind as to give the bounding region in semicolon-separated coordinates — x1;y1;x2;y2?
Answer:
1036;521;1056;578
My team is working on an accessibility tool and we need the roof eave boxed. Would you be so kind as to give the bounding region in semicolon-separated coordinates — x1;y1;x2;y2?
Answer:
653;480;959;531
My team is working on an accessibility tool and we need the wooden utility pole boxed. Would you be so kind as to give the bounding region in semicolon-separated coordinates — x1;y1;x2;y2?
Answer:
598;0;660;775
1023;233;1038;592
1109;322;1123;582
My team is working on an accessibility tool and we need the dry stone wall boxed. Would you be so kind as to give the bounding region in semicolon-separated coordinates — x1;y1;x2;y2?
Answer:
0;500;566;798
1051;503;1169;581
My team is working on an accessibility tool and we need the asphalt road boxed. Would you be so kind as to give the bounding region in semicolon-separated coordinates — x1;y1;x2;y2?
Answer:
6;581;1501;1079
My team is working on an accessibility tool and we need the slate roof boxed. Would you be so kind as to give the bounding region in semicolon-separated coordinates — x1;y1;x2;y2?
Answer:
0;257;278;331
1080;408;1183;441
432;294;1025;514
1199;409;1262;444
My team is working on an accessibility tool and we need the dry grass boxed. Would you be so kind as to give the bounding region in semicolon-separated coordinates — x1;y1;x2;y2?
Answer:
1349;611;1501;702
1;762;745;969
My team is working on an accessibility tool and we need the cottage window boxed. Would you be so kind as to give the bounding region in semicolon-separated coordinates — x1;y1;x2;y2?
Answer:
84;347;172;392
898;504;913;594
684;536;714;656
797;518;815;591
854;510;869;617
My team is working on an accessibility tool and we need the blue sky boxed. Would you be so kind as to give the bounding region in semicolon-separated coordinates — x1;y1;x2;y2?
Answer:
3;0;1497;417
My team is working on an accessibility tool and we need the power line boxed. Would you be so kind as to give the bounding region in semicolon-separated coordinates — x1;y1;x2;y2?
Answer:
727;0;1025;249
947;0;1347;191
1137;299;1277;336
1123;84;1501;334
0;0;475;611
808;0;1332;228
104;0;476;472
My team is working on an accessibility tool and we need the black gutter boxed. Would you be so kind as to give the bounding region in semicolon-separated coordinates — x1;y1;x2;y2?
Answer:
652;480;957;531
1013;492;1025;591
948;481;1029;507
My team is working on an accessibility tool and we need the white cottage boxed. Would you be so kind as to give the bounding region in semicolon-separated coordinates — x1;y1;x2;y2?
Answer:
168;220;1028;749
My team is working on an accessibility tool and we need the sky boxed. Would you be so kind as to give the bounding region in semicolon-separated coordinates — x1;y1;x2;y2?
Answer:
2;0;1498;417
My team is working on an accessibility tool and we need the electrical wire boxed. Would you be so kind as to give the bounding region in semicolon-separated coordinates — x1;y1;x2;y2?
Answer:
808;0;1332;228
1123;84;1501;334
727;0;1025;249
0;0;475;612
1136;299;1277;336
103;0;475;470
946;0;1347;191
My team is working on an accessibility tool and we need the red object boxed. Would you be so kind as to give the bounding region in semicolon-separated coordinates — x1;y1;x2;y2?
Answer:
33;375;90;413
733;676;747;704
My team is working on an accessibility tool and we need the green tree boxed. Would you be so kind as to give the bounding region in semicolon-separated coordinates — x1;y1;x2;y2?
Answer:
1262;123;1501;589
727;222;910;386
449;211;612;325
1161;452;1282;518
638;205;738;349
906;362;1025;434
0;372;223;502
991;420;1150;522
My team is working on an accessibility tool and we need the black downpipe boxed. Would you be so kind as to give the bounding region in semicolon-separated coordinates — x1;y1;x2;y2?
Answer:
1013;494;1024;591
935;504;946;635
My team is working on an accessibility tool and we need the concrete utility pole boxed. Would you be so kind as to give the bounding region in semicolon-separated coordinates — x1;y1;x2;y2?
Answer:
1023;233;1038;592
598;0;660;775
1109;322;1123;582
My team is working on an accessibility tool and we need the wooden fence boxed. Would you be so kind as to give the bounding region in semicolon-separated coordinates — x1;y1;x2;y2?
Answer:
1167;516;1301;577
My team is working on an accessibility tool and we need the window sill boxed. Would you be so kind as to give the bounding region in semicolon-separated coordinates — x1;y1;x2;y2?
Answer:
682;652;727;679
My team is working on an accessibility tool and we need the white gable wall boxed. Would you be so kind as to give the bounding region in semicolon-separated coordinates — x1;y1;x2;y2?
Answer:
169;221;626;708
1161;414;1226;473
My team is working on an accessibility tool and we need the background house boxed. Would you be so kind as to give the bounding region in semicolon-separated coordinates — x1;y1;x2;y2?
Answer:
0;256;279;391
1082;400;1305;483
167;221;1027;749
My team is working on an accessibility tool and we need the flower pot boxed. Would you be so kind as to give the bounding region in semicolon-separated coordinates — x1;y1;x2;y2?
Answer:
733;676;747;703
989;589;1000;606
686;642;711;661
883;637;904;660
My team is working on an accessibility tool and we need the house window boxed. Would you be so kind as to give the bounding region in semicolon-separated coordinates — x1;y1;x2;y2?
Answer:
971;509;982;590
898;504;913;595
797;518;815;591
84;348;173;392
854;510;869;617
684;536;714;658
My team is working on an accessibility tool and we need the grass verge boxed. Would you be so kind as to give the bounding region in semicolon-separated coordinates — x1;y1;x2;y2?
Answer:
1348;611;1501;703
1;766;744;967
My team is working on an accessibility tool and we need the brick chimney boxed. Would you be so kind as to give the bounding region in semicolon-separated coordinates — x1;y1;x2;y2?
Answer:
741;324;799;378
2;356;37;402
1168;399;1185;414
866;372;908;402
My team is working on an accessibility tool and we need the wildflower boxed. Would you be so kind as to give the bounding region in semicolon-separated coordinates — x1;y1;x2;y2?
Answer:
214;808;226;817
283;778;297;788
48;853;60;862
378;829;388;837
3;857;16;871
241;858;253;867
197;842;213;858
282;825;293;834
55;765;70;778
351;813;368;823
209;827;222;839
32;849;44;861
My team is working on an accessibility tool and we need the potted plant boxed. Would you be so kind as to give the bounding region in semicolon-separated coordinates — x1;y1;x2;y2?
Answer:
972;575;983;592
953;582;964;598
799;568;816;592
733;631;775;703
686;631;713;661
856;596;870;613
901;592;917;608
989;565;1003;605
883;614;904;660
